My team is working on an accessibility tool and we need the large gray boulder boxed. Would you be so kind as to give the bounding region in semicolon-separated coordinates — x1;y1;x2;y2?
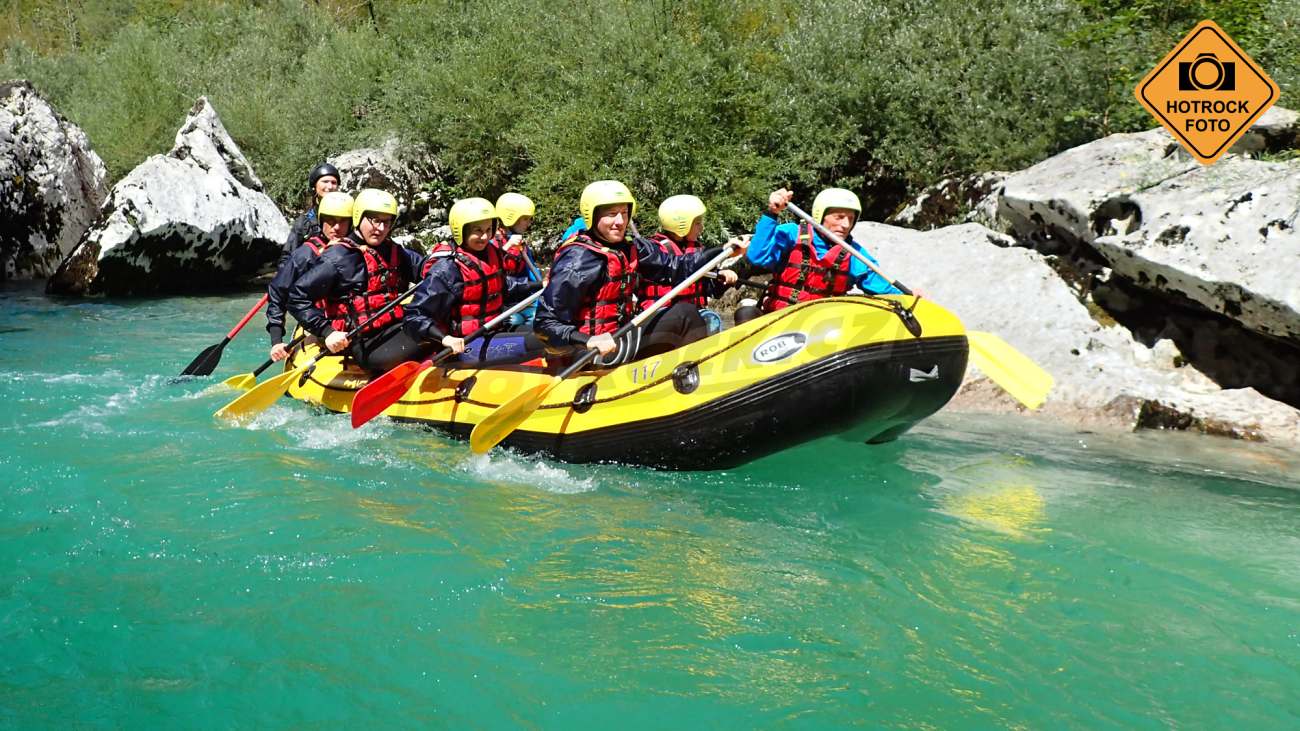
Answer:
47;98;287;296
329;136;445;227
0;80;108;281
856;221;1300;444
998;108;1300;345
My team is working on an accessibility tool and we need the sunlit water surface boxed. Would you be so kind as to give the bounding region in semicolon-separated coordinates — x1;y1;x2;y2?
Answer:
2;285;1297;728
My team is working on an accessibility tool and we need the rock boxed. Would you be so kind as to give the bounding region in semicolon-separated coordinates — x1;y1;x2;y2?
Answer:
47;98;287;296
994;109;1300;409
0;80;108;281
1230;105;1299;156
888;171;1007;231
328;137;445;226
1087;158;1300;342
855;221;1300;444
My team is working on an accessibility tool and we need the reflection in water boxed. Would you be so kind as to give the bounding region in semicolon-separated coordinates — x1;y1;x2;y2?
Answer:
940;484;1047;540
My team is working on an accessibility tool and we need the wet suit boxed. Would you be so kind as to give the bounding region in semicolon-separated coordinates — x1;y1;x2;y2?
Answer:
286;232;429;374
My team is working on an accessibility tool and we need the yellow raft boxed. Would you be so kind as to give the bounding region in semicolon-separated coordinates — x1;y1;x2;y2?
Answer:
284;296;969;469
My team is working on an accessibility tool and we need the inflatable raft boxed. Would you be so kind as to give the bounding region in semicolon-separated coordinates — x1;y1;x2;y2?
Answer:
284;296;968;469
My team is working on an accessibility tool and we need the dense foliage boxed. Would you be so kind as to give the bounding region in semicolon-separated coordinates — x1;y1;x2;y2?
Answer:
3;0;1296;236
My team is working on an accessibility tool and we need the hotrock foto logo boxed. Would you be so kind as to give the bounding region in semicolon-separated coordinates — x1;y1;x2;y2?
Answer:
1135;19;1279;165
752;333;807;363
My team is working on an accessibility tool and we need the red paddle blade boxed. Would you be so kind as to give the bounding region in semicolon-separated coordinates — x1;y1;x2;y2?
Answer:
350;360;430;428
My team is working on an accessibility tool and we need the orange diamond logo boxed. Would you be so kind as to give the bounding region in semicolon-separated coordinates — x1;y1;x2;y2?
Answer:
1135;20;1280;165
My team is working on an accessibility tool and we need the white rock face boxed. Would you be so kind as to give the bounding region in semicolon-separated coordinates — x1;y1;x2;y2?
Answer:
1090;158;1300;342
997;111;1300;346
0;80;108;280
330;136;443;225
47;97;287;295
855;221;1300;444
888;171;1007;231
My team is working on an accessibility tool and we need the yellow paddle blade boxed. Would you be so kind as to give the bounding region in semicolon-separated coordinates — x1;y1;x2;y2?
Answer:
966;331;1054;410
214;366;305;421
469;377;560;454
221;372;256;391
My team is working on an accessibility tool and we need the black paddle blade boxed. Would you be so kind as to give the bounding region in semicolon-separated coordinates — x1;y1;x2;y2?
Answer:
179;339;228;377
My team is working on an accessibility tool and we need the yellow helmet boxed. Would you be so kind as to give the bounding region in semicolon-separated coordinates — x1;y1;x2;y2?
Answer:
449;197;497;246
316;191;354;221
657;194;706;238
812;188;861;225
352;188;399;227
579;180;637;231
495;192;535;227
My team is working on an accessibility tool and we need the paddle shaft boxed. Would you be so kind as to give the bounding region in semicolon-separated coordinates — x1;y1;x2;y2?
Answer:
249;333;307;379
227;294;270;339
784;202;913;296
704;271;767;290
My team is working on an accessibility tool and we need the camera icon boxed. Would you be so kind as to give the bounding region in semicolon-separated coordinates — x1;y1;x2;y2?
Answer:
1178;53;1236;91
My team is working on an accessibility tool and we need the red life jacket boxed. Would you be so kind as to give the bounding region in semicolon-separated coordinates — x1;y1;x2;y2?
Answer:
492;229;531;277
446;245;506;336
556;233;639;336
636;232;707;311
302;234;328;257
760;223;854;313
421;241;455;278
323;241;406;334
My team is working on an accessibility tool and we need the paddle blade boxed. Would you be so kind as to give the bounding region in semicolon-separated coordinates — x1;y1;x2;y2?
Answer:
469;377;560;454
222;372;256;391
214;366;304;421
967;331;1054;410
180;340;226;377
351;360;430;429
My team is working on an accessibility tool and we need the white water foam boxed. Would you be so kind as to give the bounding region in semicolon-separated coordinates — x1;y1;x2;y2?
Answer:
464;451;597;494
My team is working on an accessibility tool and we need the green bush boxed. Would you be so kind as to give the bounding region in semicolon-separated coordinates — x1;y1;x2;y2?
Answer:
3;0;1296;239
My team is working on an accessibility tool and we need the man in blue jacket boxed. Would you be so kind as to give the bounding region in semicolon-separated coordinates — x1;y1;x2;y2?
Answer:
747;187;900;313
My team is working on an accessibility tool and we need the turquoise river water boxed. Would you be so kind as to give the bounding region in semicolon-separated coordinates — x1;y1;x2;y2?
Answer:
2;284;1298;728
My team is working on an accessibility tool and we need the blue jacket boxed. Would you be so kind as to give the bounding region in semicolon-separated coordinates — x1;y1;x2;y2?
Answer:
534;232;722;347
747;212;901;295
404;247;542;342
265;238;326;343
560;217;586;242
287;232;426;338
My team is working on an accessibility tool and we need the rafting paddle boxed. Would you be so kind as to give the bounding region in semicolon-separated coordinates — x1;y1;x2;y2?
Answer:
221;333;308;391
783;200;1054;410
964;331;1053;409
350;289;546;428
214;282;421;421
470;242;742;455
179;293;269;377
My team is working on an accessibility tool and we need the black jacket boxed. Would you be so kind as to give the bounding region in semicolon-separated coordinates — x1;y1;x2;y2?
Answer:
533;232;721;347
265;238;327;343
287;232;426;338
281;209;320;263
